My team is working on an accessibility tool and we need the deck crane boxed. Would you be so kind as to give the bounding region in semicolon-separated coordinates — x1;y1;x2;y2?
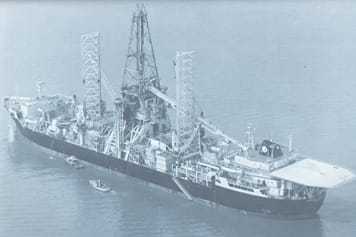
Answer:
148;86;247;150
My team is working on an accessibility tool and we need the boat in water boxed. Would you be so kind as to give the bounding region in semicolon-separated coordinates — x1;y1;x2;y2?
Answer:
89;179;111;192
3;4;354;217
65;156;84;169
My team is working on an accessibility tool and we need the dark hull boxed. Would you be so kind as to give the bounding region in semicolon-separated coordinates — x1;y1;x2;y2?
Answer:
12;116;326;217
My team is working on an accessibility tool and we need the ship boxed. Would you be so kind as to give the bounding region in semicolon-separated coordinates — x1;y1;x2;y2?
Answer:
3;4;354;217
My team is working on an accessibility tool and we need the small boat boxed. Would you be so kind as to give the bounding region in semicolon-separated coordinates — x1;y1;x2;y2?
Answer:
89;179;111;192
65;156;84;169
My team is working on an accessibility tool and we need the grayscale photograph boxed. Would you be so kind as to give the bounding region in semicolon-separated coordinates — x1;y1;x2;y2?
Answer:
0;1;355;237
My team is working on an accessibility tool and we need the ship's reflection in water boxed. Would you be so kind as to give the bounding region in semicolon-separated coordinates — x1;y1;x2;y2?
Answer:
1;130;323;237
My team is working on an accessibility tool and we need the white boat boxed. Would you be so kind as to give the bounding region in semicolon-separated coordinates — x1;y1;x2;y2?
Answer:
65;156;84;169
89;179;111;192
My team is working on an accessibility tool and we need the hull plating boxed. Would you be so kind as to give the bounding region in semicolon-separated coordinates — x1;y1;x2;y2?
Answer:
13;117;325;217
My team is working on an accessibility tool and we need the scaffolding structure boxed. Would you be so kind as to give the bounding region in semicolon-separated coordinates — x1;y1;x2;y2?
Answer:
175;51;199;156
81;32;102;120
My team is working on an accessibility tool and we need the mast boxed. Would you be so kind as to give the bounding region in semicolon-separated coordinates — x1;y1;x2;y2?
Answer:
36;80;45;98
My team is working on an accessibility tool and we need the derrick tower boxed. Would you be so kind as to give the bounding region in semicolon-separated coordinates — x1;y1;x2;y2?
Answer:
122;4;160;95
122;4;170;137
81;32;102;120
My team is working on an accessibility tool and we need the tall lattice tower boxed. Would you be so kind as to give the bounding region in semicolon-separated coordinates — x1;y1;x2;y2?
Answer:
122;4;170;136
175;51;200;156
81;32;102;120
122;4;160;104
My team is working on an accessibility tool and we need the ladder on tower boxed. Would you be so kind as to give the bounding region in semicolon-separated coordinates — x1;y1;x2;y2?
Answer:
172;177;193;201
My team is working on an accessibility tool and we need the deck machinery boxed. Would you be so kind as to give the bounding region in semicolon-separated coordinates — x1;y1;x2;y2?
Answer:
4;5;354;216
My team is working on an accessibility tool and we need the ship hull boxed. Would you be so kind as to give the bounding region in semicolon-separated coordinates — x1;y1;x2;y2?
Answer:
12;116;325;217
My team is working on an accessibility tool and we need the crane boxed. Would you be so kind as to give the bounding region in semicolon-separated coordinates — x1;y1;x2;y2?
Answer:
148;86;246;150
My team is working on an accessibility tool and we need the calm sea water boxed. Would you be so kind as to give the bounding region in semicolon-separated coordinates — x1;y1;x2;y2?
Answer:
1;1;356;237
